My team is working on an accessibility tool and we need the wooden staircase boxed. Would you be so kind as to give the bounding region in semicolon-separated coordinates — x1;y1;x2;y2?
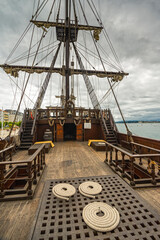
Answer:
20;120;33;150
100;110;118;145
105;119;118;145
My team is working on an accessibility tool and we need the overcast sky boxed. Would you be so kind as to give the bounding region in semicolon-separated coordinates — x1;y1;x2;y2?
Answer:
0;0;160;121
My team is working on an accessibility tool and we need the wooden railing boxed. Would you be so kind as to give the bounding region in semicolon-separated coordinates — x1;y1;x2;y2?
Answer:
0;144;15;170
0;144;45;199
108;109;118;132
105;141;160;186
36;107;100;120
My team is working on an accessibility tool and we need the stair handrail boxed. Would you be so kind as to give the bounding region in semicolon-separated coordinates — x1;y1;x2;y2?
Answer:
108;108;118;132
31;108;37;136
100;110;109;135
18;109;26;137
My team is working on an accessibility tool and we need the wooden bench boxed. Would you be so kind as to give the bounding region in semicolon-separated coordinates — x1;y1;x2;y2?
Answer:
28;143;51;155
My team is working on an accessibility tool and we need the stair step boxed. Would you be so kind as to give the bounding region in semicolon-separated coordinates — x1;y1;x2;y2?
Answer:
21;140;33;143
23;132;32;136
22;136;33;139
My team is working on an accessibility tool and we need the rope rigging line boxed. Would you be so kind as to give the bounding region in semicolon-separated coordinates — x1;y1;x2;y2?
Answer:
78;0;130;135
22;23;37;108
76;47;96;70
10;78;18;110
97;42;122;71
99;82;119;105
77;42;121;72
72;0;78;24
8;40;58;65
56;0;61;21
7;74;34;104
5;0;49;64
8;0;58;137
35;44;59;65
89;0;123;71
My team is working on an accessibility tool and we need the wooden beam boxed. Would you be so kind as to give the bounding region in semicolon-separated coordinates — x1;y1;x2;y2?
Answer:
31;20;103;31
0;64;129;81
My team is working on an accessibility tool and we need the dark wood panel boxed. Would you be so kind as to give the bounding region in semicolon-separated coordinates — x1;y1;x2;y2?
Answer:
84;123;104;141
36;124;54;142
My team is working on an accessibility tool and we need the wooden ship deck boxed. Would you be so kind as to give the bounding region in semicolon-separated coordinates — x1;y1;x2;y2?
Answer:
0;0;160;239
0;141;160;240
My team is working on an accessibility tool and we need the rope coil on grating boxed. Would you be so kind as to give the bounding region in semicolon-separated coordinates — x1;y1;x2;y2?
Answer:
82;202;120;232
52;183;76;201
79;181;102;198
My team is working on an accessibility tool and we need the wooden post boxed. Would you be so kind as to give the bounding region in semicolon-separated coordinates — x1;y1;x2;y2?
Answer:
121;153;125;177
37;154;40;176
0;164;5;198
151;161;156;185
158;162;160;176
130;157;135;186
40;151;43;170
115;149;118;171
33;158;37;185
105;144;108;163
27;162;33;196
109;147;113;166
9;149;13;169
2;152;6;173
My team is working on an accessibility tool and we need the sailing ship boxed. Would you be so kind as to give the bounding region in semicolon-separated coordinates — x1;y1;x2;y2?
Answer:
0;1;160;239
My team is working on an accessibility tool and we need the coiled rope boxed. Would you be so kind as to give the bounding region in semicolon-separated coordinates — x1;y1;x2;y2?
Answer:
79;181;102;198
82;202;120;232
52;183;76;201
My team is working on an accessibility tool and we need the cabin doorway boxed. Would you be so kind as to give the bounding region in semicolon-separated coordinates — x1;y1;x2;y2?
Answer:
63;123;76;141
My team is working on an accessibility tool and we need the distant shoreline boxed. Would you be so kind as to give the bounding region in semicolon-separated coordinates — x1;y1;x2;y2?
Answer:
116;121;160;124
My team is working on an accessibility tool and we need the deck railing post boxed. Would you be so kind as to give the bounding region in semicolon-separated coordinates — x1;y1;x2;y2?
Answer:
105;144;109;162
151;161;156;185
27;162;33;196
0;164;5;198
33;157;37;185
43;148;45;165
37;154;40;176
109;147;113;166
130;157;135;186
115;149;118;171
9;149;13;169
121;153;125;177
158;162;160;176
40;151;43;170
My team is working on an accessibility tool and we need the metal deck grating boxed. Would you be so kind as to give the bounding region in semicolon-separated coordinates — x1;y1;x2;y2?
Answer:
30;175;160;240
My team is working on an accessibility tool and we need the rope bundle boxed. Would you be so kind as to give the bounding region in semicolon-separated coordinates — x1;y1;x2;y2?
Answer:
82;202;120;232
79;181;102;198
52;183;76;201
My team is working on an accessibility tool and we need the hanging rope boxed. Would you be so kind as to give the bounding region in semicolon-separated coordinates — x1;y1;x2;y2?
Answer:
78;0;131;137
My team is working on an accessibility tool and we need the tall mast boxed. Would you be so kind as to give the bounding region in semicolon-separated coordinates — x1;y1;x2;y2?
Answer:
65;0;70;101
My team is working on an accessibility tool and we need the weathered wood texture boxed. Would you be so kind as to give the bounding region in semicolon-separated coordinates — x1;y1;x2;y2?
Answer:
118;132;160;150
56;124;63;142
76;123;83;141
0;142;160;240
36;123;54;142
84;123;104;141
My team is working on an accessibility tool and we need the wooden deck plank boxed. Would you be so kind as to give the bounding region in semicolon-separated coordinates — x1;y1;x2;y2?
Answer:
0;141;160;240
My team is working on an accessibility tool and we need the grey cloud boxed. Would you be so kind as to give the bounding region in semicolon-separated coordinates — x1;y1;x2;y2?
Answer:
0;0;160;121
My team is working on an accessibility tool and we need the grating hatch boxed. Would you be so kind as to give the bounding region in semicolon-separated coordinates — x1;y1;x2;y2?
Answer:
29;175;160;240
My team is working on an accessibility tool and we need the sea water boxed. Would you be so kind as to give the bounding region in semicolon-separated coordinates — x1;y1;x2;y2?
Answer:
117;123;160;140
